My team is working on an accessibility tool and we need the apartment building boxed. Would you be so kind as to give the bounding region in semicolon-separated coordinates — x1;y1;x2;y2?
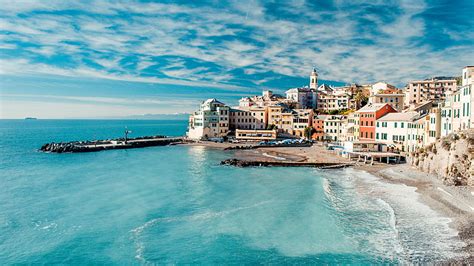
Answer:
311;114;328;141
375;112;419;152
356;103;397;141
292;109;314;137
188;99;230;140
229;106;267;131
317;90;351;111
324;115;347;142
368;93;405;111
345;112;359;142
405;77;457;106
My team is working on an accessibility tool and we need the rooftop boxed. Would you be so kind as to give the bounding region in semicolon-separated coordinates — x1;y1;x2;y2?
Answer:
377;111;419;122
356;103;390;112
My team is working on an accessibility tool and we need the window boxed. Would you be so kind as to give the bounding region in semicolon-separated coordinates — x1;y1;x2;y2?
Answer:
376;133;379;139
394;122;397;128
401;122;404;128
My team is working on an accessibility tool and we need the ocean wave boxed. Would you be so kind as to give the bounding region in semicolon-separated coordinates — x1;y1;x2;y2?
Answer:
130;200;273;263
322;168;467;263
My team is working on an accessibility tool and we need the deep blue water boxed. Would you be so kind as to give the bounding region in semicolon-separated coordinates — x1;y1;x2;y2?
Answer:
0;120;466;264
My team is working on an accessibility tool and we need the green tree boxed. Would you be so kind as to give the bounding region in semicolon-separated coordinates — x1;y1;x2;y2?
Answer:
304;126;314;139
354;91;368;109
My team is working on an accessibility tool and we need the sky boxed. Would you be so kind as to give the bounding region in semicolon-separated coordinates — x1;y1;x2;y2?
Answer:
0;0;473;119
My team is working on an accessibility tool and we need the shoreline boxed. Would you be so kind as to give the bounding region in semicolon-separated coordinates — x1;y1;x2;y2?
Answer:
184;141;474;262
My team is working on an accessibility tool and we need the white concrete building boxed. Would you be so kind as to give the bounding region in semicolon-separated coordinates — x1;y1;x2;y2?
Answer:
187;99;230;140
375;112;420;152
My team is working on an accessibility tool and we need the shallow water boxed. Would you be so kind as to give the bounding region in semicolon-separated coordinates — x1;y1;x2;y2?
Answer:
0;120;466;263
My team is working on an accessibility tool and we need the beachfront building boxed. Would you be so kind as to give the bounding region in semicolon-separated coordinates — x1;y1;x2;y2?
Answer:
235;129;277;141
267;105;284;129
345;112;359;142
285;87;318;109
229;106;267;131
375;112;420;152
356;103;397;141
440;85;473;136
405;77;457;106
324;115;347;142
368;93;405;111
187;99;230;140
292;109;314;137
311;114;327;140
426;107;441;144
406;115;428;152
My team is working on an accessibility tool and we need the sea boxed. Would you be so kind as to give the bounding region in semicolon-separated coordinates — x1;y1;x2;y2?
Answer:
0;119;467;264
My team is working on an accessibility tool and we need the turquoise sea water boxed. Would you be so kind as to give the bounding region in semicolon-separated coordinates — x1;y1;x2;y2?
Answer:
0;120;466;264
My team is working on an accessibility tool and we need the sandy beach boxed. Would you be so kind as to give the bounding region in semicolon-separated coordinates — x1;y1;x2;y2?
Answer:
184;141;474;262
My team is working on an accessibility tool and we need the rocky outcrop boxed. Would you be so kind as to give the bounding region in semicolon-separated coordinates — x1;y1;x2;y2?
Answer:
220;158;352;168
409;130;474;186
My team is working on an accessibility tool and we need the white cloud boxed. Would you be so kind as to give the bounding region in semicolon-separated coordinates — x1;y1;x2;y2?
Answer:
0;0;472;89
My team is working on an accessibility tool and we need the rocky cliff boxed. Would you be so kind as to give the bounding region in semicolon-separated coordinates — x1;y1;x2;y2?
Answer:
409;129;474;186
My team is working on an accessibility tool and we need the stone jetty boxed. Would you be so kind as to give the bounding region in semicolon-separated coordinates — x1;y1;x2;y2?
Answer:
40;135;184;153
220;158;354;169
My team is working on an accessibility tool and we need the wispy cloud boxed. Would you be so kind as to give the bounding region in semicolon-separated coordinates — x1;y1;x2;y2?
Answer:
0;0;473;118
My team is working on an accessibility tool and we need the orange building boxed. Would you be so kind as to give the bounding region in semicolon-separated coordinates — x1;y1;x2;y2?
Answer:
311;114;328;140
356;103;397;141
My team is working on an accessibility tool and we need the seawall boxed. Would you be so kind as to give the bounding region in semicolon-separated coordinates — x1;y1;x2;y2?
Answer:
40;135;184;153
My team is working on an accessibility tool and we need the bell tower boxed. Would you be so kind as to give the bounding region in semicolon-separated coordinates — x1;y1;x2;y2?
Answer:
310;68;318;89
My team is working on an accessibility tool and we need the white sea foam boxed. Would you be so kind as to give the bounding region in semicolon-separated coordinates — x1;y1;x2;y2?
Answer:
323;168;467;263
130;200;273;263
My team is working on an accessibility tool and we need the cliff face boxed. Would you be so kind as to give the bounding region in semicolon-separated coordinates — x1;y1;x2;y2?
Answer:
409;129;474;186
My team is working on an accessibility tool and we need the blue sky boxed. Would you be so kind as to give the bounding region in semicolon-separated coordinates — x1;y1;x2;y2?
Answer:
0;0;473;118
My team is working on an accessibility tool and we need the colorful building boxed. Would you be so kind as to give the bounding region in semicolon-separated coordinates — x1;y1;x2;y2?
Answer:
356;103;397;141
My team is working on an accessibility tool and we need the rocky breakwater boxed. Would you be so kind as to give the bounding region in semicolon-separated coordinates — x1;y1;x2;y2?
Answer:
409;129;474;186
221;158;353;168
40;135;184;153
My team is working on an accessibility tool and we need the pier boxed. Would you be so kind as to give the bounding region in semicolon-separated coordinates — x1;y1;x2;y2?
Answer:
40;135;184;153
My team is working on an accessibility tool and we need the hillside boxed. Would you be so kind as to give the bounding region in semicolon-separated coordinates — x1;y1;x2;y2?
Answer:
409;129;474;186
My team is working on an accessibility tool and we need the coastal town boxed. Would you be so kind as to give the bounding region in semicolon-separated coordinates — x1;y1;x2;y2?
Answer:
187;66;473;167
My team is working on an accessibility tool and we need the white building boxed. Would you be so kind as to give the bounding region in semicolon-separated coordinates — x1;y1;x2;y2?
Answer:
370;82;398;95
375;112;420;152
368;93;405;111
310;68;318;89
285;87;317;109
187;99;230;140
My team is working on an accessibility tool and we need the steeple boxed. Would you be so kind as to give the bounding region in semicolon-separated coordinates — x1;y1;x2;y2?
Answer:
310;68;318;89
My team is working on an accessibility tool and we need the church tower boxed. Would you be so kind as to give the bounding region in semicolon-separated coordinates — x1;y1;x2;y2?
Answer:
309;68;318;89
